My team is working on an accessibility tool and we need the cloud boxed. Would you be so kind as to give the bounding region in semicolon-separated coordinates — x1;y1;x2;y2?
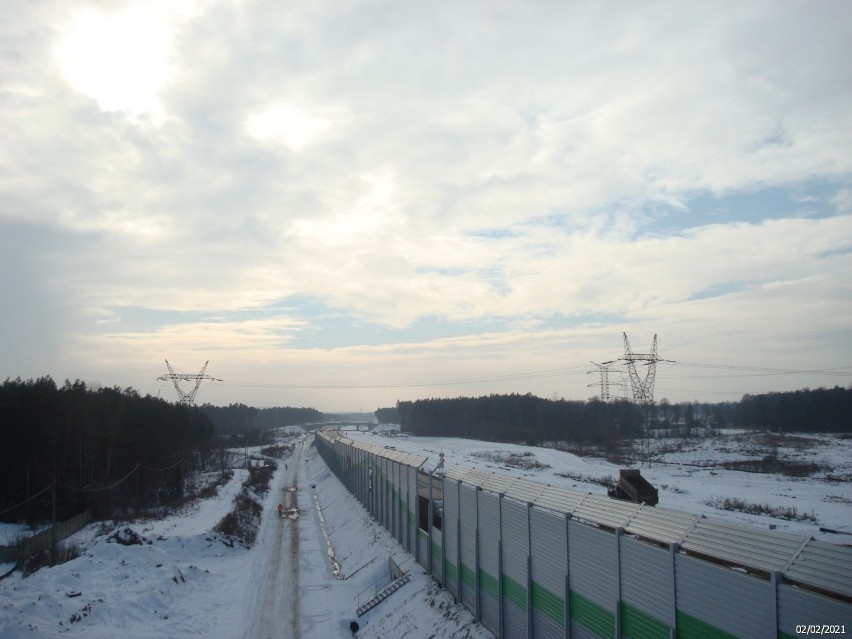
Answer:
2;0;852;408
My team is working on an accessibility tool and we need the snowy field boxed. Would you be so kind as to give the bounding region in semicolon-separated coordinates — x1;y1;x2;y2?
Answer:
352;428;852;542
0;435;490;639
1;427;849;638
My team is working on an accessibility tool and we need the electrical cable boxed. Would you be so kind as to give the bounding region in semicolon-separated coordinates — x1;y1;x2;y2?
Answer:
206;360;851;393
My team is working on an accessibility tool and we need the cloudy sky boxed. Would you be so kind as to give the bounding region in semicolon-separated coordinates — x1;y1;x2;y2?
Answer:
2;0;851;412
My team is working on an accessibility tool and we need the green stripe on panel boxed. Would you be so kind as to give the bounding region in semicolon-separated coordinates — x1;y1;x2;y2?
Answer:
501;573;528;611
621;602;671;639
676;610;739;639
531;581;564;625
479;569;499;599
569;590;615;639
461;563;476;589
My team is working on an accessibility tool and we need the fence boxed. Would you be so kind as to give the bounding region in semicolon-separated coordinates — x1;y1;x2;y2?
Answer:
2;510;92;568
314;429;852;639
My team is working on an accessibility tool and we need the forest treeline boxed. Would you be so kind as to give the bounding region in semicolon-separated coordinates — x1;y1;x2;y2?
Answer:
390;386;852;445
738;386;852;432
395;394;643;445
199;403;323;437
0;377;216;522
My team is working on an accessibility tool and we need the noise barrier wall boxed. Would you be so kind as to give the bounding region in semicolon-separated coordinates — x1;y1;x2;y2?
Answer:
313;430;852;639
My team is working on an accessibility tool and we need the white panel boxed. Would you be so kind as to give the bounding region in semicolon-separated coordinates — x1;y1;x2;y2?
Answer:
443;479;460;598
504;598;528;639
418;529;429;570
460;484;479;613
502;498;529;639
568;520;618;610
778;583;852;635
399;462;409;549
676;553;774;639
501;498;529;582
478;491;501;636
621;536;674;627
530;508;566;639
432;525;443;583
408;466;418;554
568;623;599;639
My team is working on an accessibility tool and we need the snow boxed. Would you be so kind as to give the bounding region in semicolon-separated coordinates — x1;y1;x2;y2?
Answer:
1;428;849;638
356;429;852;541
0;437;491;639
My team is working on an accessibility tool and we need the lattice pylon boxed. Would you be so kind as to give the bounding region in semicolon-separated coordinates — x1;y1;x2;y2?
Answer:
157;360;218;405
587;360;625;402
620;333;661;406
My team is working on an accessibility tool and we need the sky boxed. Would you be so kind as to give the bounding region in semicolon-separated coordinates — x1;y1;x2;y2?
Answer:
1;0;851;412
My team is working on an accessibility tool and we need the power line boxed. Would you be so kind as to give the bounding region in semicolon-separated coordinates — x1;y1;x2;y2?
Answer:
197;360;851;394
669;362;852;377
212;364;592;391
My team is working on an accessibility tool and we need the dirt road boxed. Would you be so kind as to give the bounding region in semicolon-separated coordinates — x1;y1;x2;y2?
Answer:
242;441;303;639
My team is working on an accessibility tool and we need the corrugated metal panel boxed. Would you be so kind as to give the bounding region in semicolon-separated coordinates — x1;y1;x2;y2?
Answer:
418;528;428;570
478;491;501;636
570;494;641;529
501;497;529;582
378;457;387;527
784;538;852;599
681;518;806;574
502;497;530;639
531;513;566;639
392;461;401;541
432;525;443;583
624;505;700;545
778;583;852;635
384;448;428;469
568;624;599;639
620;536;675;628
399;461;410;550
469;469;516;495
459;484;479;614
443;479;460;598
534;485;588;514
531;608;563;639
462;468;495;488
505;478;546;504
387;459;394;530
530;507;566;635
568;519;618;611
408;466;419;554
446;464;474;482
318;433;852;635
676;553;774;639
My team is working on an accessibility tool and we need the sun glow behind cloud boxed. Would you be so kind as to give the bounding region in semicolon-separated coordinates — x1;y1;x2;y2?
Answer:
2;0;851;410
53;3;197;120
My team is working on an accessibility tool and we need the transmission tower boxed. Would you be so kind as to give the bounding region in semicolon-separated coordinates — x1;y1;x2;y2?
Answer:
157;360;218;405
586;360;626;402
620;333;662;406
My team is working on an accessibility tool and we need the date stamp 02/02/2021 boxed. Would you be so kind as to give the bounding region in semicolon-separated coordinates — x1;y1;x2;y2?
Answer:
795;626;846;635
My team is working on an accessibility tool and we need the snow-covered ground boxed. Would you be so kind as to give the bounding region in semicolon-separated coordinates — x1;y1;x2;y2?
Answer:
2;428;849;638
355;428;852;542
0;436;490;639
